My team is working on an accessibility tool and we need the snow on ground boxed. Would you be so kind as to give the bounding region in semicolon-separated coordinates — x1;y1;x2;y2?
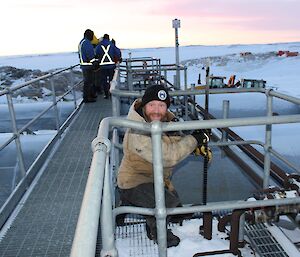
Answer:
0;52;79;71
1;42;299;95
116;218;255;257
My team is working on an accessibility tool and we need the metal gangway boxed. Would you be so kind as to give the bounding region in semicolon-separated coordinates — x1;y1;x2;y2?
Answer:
0;64;115;257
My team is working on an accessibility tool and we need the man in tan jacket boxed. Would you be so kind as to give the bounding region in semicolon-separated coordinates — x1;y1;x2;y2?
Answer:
117;84;211;248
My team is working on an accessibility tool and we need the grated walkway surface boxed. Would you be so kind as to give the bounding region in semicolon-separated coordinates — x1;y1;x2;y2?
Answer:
245;223;289;257
0;96;112;257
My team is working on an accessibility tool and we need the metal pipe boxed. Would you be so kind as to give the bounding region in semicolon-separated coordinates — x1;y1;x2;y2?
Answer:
221;100;230;143
269;90;300;105
173;18;180;89
184;66;187;91
70;69;78;109
229;210;244;255
18;102;58;135
238;213;245;244
50;79;60;130
127;53;133;91
0;65;79;96
72;109;300;255
161;114;300;132
151;121;168;257
264;90;273;188
166;197;300;216
111;128;120;203
0;135;16;152
6;91;26;178
201;212;212;240
110;69;120;117
70;138;109;257
100;155;118;257
110;87;265;99
270;148;300;174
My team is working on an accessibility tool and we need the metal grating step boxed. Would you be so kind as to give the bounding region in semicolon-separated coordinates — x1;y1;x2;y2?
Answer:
245;223;289;257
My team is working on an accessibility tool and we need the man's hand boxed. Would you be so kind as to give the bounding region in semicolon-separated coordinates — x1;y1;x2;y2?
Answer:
91;59;100;70
194;145;212;162
191;129;210;145
191;129;212;162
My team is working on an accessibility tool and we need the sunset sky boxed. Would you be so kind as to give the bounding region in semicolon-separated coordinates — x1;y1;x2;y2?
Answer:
1;0;300;56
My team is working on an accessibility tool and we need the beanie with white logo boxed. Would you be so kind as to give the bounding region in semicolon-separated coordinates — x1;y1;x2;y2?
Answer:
141;85;171;107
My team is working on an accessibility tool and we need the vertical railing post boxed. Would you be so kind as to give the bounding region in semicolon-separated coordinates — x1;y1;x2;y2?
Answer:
158;58;161;80
191;84;196;117
173;74;177;89
172;18;181;89
6;90;26;180
264;89;273;188
221;100;230;158
238;213;245;244
101;155;118;257
164;70;167;82
111;69;120;117
70;69;78;109
111;93;120;117
127;53;133;91
184;66;187;91
110;129;120;207
50;78;60;131
151;121;167;257
221;100;230;143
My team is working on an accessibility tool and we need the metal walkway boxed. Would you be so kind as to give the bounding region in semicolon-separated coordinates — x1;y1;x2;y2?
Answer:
245;223;289;257
0;97;112;257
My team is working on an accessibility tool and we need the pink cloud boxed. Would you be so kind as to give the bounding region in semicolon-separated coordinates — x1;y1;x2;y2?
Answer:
149;0;300;31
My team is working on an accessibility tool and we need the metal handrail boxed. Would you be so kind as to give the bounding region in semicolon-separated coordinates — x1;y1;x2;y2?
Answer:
71;75;300;257
0;64;79;96
71;113;300;257
0;64;82;228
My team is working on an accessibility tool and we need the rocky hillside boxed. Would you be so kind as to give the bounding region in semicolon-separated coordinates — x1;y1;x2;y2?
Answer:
0;66;82;100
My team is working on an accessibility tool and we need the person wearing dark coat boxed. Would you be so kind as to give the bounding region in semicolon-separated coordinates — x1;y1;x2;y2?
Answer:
78;29;97;102
111;38;122;68
117;85;212;248
95;34;117;99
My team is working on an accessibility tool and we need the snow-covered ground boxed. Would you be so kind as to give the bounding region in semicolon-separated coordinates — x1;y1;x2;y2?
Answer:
1;42;300;96
1;42;300;256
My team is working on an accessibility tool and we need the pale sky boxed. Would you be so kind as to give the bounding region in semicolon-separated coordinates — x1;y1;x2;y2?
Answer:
1;0;300;56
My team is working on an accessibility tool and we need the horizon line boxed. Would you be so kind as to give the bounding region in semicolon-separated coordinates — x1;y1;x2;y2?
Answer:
1;41;300;58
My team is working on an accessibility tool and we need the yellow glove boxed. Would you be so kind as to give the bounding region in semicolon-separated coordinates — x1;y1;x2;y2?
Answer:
194;145;212;162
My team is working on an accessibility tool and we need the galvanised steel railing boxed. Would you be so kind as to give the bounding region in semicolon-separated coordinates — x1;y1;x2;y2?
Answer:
0;64;83;228
71;69;300;257
118;57;188;91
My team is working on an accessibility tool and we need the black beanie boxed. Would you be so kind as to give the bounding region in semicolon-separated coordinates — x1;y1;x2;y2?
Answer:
141;85;170;107
84;29;94;41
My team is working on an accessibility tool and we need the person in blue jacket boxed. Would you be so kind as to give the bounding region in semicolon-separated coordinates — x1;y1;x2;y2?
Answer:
78;29;97;102
111;38;122;68
95;34;117;99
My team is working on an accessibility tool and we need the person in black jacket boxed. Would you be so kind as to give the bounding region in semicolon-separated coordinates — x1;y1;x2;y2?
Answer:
78;29;97;102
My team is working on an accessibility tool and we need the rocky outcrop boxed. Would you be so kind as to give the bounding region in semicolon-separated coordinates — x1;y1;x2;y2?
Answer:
0;66;82;99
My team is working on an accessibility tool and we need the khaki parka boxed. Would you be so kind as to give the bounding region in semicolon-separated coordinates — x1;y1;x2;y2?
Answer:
117;99;198;191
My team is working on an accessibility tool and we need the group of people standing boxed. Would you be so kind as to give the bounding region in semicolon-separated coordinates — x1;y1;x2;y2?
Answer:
78;29;122;102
